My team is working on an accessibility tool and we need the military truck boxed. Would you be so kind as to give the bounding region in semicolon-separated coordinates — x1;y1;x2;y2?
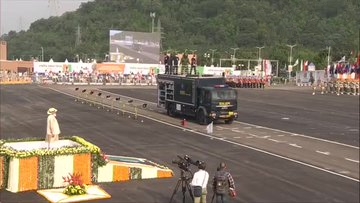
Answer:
157;74;238;124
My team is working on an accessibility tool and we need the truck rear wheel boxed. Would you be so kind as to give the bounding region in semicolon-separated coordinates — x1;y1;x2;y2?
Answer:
167;103;175;117
197;110;208;125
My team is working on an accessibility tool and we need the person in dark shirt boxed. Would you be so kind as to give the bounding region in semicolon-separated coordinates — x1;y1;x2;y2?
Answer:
164;53;170;74
190;55;197;75
212;162;236;203
171;54;179;75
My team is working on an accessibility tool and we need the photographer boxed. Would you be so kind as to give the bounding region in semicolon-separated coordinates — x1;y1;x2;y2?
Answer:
191;161;209;203
212;162;236;203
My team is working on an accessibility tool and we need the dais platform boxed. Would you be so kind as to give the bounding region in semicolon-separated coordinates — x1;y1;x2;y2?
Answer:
0;136;173;202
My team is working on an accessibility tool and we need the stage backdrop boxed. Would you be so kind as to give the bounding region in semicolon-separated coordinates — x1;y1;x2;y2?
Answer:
109;30;160;64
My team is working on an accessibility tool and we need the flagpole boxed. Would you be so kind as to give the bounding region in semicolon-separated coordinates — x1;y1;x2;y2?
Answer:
327;46;331;67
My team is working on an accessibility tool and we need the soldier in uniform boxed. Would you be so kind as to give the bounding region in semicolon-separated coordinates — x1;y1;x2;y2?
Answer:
312;83;317;95
164;53;170;74
344;79;351;95
190;55;197;75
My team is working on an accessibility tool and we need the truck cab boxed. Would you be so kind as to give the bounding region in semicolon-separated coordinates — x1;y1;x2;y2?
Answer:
196;85;238;124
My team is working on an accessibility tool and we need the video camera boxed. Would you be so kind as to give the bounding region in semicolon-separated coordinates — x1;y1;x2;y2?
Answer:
172;155;201;172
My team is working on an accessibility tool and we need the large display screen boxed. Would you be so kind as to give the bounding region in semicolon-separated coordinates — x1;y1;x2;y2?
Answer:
109;30;160;64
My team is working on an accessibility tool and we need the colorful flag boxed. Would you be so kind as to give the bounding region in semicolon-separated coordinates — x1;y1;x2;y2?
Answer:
293;59;299;67
338;56;346;63
304;61;308;71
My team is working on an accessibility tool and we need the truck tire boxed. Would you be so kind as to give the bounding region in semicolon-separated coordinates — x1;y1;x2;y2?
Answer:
197;110;208;125
167;103;175;117
225;119;233;124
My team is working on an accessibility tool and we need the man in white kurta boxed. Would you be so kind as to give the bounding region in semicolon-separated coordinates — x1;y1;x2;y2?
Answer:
46;108;60;146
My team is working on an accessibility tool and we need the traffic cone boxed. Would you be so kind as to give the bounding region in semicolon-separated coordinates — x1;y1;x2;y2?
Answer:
181;119;187;128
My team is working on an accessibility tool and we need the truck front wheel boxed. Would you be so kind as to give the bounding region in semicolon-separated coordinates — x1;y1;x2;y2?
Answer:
197;110;209;125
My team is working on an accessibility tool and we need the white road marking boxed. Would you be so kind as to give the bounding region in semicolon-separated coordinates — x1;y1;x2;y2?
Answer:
231;129;243;133
269;139;283;143
289;143;302;148
316;150;330;155
338;171;350;174
48;87;360;182
233;136;241;139
281;117;290;120
277;134;285;137
345;158;359;163
244;126;252;129
234;121;358;149
248;133;259;137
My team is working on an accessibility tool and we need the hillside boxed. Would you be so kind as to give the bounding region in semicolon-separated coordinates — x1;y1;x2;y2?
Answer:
1;0;359;70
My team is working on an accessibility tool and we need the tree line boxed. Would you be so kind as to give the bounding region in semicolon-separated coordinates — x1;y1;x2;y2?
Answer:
1;0;359;72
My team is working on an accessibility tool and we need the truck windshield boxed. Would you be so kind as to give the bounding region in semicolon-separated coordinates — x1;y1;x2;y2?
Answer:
211;89;237;100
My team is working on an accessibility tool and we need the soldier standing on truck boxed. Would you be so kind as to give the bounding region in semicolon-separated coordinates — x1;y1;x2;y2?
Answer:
164;53;170;74
170;53;179;75
190;55;197;75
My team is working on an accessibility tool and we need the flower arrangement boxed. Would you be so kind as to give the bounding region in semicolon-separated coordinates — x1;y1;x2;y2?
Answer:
63;173;87;196
0;136;109;168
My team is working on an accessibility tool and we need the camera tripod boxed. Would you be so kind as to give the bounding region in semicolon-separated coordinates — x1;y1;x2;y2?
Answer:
169;169;194;203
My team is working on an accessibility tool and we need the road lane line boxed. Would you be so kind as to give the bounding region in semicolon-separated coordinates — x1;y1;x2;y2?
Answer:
316;151;330;155
345;158;359;163
233;136;241;139
269;139;283;143
339;171;350;174
234;121;358;149
289;143;302;148
48;87;360;182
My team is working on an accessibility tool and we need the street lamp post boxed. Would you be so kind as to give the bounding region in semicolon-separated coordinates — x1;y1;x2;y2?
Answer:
255;46;265;61
286;44;297;80
204;53;210;66
256;46;265;76
40;47;44;62
209;49;216;65
150;12;156;33
326;46;331;67
286;44;296;65
230;48;239;65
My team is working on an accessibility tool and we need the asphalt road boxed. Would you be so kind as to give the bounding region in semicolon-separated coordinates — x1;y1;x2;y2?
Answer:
0;85;359;203
101;87;359;147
